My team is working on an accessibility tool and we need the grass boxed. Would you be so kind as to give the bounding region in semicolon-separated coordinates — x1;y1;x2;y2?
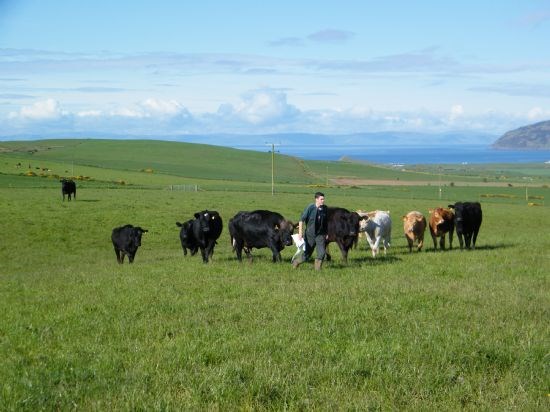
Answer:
0;139;549;409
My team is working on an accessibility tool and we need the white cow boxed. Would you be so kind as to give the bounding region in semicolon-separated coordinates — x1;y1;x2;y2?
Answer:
357;210;392;257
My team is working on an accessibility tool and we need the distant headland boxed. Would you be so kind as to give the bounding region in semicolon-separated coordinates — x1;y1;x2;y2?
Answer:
493;120;550;149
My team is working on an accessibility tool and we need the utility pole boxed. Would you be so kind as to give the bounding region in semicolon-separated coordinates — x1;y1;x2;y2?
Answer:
266;143;280;195
438;166;442;200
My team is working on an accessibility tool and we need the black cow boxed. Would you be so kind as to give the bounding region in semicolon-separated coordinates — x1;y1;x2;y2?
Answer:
325;207;362;263
111;224;148;264
229;210;295;262
61;179;76;201
176;219;198;256
183;210;223;263
448;202;482;250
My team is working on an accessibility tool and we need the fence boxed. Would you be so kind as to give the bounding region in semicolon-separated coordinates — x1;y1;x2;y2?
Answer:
168;184;200;192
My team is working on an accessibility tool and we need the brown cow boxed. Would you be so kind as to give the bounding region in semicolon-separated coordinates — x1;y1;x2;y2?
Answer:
428;207;454;250
402;211;426;252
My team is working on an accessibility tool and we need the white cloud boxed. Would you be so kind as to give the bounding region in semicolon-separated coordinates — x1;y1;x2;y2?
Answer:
222;89;299;124
450;104;464;121
139;98;186;116
0;91;539;138
527;107;550;121
109;107;143;118
9;98;65;120
77;110;102;117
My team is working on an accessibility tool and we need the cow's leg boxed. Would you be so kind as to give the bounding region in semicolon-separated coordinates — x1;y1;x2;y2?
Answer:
114;247;122;264
457;233;464;249
366;234;375;252
417;236;424;252
271;249;281;262
448;228;454;250
431;233;438;250
244;247;253;263
235;242;243;261
205;240;216;262
337;241;348;264
372;236;381;257
128;252;135;263
472;228;480;249
182;246;188;256
406;235;413;253
383;238;389;255
463;233;471;249
200;247;208;263
325;242;332;261
439;235;445;250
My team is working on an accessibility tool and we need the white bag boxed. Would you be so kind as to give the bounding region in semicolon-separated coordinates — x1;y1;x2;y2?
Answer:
291;234;305;263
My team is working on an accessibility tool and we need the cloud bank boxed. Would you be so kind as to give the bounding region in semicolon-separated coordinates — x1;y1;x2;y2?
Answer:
1;88;539;138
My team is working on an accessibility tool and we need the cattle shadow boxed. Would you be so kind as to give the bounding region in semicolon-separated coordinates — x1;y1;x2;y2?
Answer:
421;243;515;252
74;199;101;202
324;255;401;268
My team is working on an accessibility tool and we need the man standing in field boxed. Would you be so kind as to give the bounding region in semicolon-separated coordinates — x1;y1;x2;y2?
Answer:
292;191;328;270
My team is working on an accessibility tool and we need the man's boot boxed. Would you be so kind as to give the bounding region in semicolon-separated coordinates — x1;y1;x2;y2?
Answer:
314;259;322;271
292;257;302;268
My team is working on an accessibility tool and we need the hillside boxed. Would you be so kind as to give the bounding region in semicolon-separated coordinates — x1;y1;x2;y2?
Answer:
493;120;550;149
0;138;433;186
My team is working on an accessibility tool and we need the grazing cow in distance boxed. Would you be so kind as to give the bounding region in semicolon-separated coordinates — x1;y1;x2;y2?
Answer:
111;224;148;264
357;210;392;257
428;207;454;250
448;202;482;250
176;219;198;256
402;211;427;252
61;179;76;201
325;207;362;263
186;210;223;263
229;210;295;262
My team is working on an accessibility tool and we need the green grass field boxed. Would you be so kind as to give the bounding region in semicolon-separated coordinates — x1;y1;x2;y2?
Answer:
0;140;548;410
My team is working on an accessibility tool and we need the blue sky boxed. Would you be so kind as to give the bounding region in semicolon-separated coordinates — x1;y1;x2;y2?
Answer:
1;0;550;138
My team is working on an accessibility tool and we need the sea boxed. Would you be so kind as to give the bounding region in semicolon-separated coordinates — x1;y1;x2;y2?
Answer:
235;144;550;165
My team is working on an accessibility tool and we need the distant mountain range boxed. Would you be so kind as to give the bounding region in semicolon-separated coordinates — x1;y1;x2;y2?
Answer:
493;120;550;149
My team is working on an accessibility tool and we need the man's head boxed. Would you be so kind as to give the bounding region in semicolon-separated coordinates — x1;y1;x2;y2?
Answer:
314;192;325;207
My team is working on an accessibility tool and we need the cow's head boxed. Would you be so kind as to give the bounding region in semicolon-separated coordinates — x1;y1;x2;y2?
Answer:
275;220;296;246
356;210;378;233
402;212;425;232
194;210;218;233
429;207;453;230
176;220;194;241
448;202;465;230
132;226;148;247
341;212;361;237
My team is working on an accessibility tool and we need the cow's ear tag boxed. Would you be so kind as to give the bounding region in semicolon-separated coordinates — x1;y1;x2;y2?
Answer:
275;225;279;230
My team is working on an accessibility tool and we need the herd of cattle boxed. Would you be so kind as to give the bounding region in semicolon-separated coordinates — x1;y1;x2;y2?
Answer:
109;202;483;265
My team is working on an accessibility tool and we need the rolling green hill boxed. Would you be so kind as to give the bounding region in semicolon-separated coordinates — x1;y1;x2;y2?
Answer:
0;139;438;185
1;139;549;190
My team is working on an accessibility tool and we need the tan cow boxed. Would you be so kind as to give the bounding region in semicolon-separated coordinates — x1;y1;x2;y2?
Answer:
428;207;454;250
402;211;426;252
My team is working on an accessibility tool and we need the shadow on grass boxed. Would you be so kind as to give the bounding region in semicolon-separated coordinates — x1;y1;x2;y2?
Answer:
74;199;101;202
321;254;401;268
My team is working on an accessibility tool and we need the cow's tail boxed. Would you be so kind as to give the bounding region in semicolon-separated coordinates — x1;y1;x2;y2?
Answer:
230;235;236;252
